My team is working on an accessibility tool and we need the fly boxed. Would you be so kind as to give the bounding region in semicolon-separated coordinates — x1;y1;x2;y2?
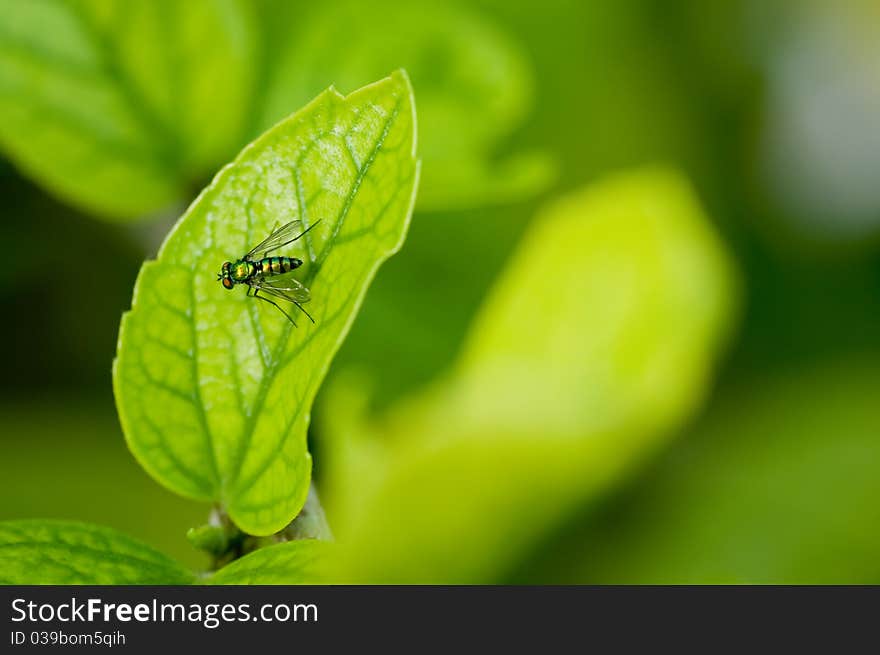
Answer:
217;219;320;326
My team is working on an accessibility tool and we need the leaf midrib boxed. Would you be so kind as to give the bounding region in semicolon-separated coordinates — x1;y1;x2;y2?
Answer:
223;97;403;501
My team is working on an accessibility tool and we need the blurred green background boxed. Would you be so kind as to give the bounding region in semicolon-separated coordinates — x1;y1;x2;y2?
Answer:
1;0;879;581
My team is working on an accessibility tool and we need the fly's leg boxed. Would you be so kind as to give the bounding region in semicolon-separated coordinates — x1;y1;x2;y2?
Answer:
292;301;315;324
250;287;298;327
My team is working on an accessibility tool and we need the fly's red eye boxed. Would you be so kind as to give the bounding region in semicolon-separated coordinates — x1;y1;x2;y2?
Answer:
222;278;234;290
222;262;231;274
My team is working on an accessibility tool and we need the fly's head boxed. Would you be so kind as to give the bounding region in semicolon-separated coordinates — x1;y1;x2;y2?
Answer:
217;261;235;290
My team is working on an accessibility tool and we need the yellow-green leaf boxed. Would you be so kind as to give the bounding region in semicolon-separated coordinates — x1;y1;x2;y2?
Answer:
324;168;739;582
114;71;419;535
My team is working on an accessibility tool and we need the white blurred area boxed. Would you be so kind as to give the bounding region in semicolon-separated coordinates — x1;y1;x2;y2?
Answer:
758;1;880;239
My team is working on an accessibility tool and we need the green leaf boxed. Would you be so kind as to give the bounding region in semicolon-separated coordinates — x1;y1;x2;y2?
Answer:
0;0;257;218
257;0;552;210
323;168;739;582
113;71;419;536
208;540;331;584
0;519;193;584
517;357;880;584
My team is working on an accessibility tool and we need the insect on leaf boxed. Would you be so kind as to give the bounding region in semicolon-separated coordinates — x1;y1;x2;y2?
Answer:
0;520;194;584
113;71;419;535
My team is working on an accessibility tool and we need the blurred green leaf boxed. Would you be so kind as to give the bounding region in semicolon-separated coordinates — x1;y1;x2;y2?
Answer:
258;0;553;211
516;357;880;584
208;540;330;584
420;151;556;212
0;519;193;584
0;0;257;218
323;168;738;582
328;202;533;413
113;71;419;535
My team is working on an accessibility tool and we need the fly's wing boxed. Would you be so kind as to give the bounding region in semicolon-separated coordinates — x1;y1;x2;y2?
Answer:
250;275;311;304
244;220;306;260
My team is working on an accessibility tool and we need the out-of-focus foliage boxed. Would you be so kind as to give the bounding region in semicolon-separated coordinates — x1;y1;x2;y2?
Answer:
757;1;880;240
258;0;554;210
0;520;194;584
3;0;880;585
514;357;880;584
114;73;418;535
0;0;257;217
326;0;716;411
322;169;738;582
0;0;546;217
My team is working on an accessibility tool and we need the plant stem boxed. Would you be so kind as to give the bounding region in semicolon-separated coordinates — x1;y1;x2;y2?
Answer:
193;482;333;571
279;484;333;541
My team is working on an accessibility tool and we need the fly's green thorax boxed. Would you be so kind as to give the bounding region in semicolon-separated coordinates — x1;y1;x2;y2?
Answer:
231;260;254;282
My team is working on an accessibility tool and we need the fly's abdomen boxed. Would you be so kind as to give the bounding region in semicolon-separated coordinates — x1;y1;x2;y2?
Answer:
257;256;302;276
